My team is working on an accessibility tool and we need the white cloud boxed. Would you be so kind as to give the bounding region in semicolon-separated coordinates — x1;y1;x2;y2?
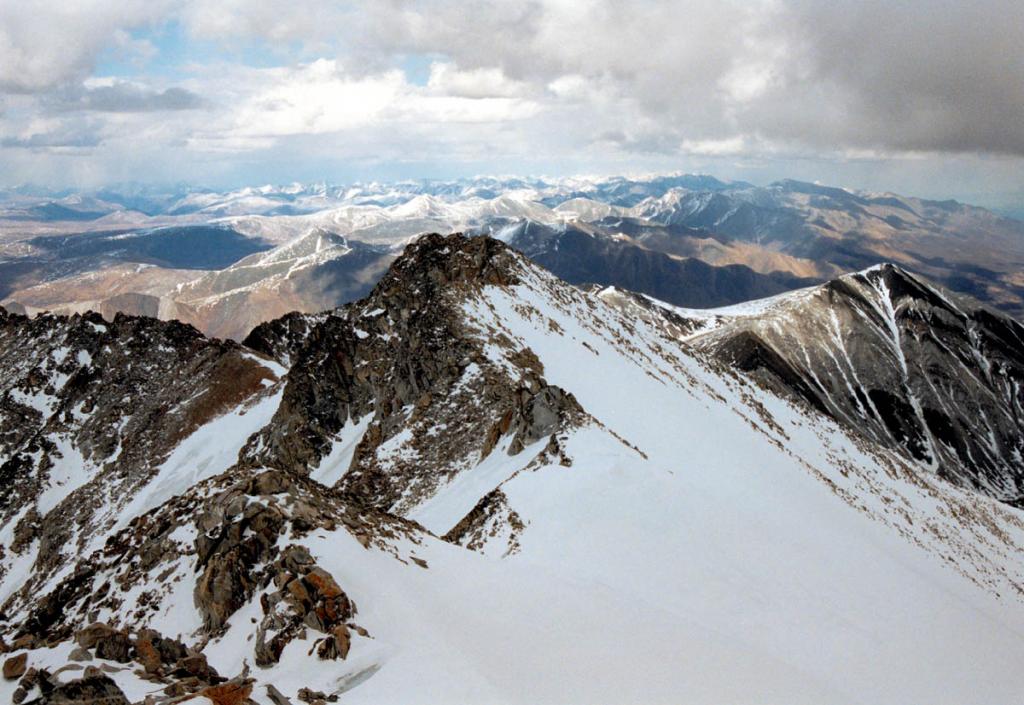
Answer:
546;75;589;100
231;60;403;137
0;1;173;91
427;63;527;99
680;137;748;157
180;0;351;46
188;59;540;151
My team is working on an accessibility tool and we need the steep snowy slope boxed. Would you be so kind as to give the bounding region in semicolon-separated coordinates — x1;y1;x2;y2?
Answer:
2;235;1024;704
602;264;1024;504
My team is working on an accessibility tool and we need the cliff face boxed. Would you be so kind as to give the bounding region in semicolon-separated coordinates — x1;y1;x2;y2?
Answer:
241;233;583;513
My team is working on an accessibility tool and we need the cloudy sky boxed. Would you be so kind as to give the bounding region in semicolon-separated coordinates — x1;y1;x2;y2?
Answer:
1;0;1022;206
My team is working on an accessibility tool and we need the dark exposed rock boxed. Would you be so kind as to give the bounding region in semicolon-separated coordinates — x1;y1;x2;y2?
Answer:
682;264;1024;502
74;624;116;648
297;688;337;703
19;565;97;643
73;623;132;662
171;653;220;682
22;672;128;705
66;648;91;662
443;488;525;556
15;455;406;684
316;624;350;660
134;628;187;674
266;684;293;705
242;233;584;513
0;308;277;618
705;329;830;417
194;493;286;633
508;386;582;454
94;635;132;664
255;544;355;666
17;667;56;698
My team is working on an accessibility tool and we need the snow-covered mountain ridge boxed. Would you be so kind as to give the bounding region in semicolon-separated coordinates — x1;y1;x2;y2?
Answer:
1;234;1023;704
601;263;1024;504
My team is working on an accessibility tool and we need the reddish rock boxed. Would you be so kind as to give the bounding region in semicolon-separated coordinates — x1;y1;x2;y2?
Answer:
3;653;27;680
303;567;343;600
133;631;162;674
199;679;254;705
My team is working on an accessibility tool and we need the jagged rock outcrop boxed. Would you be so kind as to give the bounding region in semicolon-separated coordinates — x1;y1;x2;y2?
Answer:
3;462;404;699
0;308;279;608
442;489;525;556
22;670;130;705
243;233;584;512
0;233;588;701
255;544;355;665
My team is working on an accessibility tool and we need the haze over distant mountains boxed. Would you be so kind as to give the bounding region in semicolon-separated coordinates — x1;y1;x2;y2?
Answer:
1;173;1023;340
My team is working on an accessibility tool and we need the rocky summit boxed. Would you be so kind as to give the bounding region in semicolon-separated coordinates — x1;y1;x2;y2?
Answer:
1;233;1024;704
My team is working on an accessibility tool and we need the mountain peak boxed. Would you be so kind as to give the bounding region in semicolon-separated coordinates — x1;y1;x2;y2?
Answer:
681;262;1024;501
378;232;522;292
843;262;966;315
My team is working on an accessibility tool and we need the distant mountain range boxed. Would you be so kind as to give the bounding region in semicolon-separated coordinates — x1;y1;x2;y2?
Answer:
1;174;1023;339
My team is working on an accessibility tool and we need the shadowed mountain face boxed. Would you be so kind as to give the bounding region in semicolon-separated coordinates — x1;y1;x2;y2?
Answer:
0;225;273;306
27;226;272;270
166;230;395;341
501;220;819;308
603;264;1024;504
1;235;1024;702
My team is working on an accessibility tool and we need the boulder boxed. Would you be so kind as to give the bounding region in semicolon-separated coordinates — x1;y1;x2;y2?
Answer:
197;678;254;705
30;672;129;704
266;683;293;705
74;623;117;649
3;653;27;680
71;625;133;663
172;653;220;682
134;628;188;674
67;647;93;662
